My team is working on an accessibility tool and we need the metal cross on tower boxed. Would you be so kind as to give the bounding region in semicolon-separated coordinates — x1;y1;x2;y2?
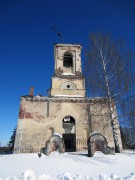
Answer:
52;27;64;44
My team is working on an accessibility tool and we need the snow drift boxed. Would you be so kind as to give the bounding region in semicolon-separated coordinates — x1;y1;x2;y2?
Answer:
0;151;135;179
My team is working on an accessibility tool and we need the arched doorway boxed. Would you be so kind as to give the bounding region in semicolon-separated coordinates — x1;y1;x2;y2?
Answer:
62;115;76;152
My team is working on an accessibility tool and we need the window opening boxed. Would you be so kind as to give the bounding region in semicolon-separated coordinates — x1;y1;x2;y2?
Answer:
67;85;70;88
63;52;73;68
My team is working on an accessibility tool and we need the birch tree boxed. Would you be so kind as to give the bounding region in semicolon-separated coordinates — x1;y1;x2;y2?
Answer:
85;33;133;153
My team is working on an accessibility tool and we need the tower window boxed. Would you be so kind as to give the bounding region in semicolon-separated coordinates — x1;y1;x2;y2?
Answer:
63;52;73;68
67;85;70;88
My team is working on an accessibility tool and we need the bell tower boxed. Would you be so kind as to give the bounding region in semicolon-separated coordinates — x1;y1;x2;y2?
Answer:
49;44;86;97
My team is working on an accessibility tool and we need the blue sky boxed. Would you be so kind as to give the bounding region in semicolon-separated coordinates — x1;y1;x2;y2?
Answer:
0;0;135;146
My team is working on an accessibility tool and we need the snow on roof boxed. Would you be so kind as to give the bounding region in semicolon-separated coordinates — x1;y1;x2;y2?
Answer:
54;94;84;98
62;72;75;75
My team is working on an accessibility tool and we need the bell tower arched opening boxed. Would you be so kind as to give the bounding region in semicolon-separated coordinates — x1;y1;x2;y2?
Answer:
63;52;73;73
63;52;73;68
62;115;76;152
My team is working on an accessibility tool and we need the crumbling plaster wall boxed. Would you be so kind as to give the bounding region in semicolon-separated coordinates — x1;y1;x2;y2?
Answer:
50;76;86;97
14;97;122;153
14;97;89;152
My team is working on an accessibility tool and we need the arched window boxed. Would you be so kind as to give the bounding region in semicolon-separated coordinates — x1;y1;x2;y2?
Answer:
63;52;73;68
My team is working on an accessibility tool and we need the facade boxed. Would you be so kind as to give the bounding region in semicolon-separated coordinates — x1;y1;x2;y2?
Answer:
14;44;122;153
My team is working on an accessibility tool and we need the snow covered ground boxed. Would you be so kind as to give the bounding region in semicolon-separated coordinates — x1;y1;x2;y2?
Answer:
0;151;135;180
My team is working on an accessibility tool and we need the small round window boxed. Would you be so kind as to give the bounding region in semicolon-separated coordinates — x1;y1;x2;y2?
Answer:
67;85;70;88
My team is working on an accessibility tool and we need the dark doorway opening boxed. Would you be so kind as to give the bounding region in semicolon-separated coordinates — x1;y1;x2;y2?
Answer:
62;134;76;152
62;115;76;152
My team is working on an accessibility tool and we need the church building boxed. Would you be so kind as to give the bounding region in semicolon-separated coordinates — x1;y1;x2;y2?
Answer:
14;44;122;153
